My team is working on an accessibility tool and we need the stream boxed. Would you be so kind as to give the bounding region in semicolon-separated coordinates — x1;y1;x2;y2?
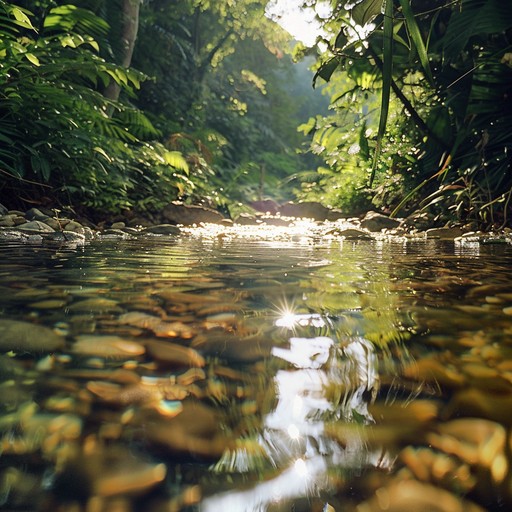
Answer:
1;222;512;511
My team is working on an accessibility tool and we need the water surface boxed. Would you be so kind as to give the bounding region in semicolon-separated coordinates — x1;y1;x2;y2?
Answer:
1;225;511;511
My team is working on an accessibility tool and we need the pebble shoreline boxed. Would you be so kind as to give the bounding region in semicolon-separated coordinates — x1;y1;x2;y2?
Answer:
1;203;511;245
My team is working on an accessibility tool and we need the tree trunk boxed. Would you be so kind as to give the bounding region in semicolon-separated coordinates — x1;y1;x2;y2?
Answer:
104;0;141;103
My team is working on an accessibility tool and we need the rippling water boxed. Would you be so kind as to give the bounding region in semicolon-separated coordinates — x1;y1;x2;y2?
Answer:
1;225;512;511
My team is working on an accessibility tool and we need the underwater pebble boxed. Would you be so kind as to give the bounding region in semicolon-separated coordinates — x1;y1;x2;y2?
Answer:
72;335;145;358
0;319;64;353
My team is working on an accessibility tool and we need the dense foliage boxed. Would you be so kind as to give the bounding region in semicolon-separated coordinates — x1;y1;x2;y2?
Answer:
297;0;512;227
0;0;321;215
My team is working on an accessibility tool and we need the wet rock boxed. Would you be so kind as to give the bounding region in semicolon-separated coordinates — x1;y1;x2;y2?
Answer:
63;220;85;235
53;445;166;500
162;202;225;226
0;319;65;353
141;224;181;235
119;311;196;338
402;357;466;389
71;335;146;359
234;213;261;225
446;388;512;426
145;338;205;367
401;211;435;231
399;446;476;492
360;211;401;232
278;201;343;221
111;221;126;229
137;399;233;459
0;215;15;227
45;231;86;243
330;228;373;240
68;298;121;313
260;216;291;226
17;220;55;233
191;331;273;362
426;226;464;239
357;479;485;512
249;199;280;215
427;418;507;476
98;228;131;239
25;207;47;221
86;379;188;406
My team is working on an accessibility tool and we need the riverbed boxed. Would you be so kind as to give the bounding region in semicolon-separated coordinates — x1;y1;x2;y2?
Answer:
1;222;511;511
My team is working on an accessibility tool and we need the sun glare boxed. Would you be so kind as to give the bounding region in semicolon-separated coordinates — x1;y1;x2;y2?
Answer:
266;0;329;46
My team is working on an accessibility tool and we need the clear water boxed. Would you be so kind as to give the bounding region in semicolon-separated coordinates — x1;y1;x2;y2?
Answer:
1;225;512;511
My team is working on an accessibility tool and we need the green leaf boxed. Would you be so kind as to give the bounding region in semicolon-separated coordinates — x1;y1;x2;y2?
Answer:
11;6;37;31
370;0;393;186
352;0;384;26
164;150;189;174
313;57;339;87
398;0;434;86
24;52;40;66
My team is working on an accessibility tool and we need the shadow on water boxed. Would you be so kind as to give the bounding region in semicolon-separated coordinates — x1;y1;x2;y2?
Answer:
0;228;512;511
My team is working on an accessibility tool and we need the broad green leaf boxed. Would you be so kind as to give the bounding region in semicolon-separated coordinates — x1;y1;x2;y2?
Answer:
11;7;37;31
24;52;40;66
352;0;384;26
398;0;433;85
313;57;339;87
164;151;190;174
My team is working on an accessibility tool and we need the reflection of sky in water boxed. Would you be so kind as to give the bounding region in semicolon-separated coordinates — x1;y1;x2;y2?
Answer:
202;312;388;511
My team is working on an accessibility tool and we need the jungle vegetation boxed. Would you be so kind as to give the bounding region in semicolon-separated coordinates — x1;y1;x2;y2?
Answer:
0;0;511;228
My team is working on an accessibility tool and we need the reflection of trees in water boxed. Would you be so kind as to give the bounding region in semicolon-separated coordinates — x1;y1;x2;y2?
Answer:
206;304;409;510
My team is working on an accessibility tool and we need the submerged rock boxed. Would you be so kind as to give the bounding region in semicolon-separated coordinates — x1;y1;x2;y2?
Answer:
357;479;485;512
0;319;64;353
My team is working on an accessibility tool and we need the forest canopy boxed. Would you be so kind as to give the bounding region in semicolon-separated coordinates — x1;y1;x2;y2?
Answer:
0;0;511;228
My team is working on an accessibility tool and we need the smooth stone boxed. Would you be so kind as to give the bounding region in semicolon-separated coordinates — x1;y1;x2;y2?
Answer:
428;418;506;470
25;207;47;220
234;213;261;225
162;202;225;226
447;388;512;425
98;229;130;239
68;298;121;313
278;201;344;221
142;224;181;235
426;226;464;239
17;220;55;233
53;446;166;498
357;479;485;512
360;211;401;232
71;335;146;358
137;399;233;459
111;221;126;229
119;312;196;338
145;338;205;368
46;231;86;243
63;220;85;234
0;217;15;227
0;319;64;352
249;199;280;214
191;332;273;362
332;228;373;240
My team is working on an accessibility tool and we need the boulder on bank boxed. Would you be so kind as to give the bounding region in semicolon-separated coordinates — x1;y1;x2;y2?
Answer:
161;202;225;226
360;211;401;232
277;201;345;221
